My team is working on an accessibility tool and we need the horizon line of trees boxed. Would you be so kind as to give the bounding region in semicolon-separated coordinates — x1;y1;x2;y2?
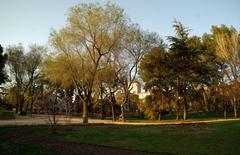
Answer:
0;2;239;123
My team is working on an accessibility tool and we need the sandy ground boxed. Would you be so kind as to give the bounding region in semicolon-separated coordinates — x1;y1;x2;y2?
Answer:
0;115;239;126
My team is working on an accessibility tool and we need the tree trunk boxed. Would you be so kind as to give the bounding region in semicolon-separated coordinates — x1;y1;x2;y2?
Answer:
183;97;188;120
110;92;116;121
224;102;227;119
233;97;238;118
234;106;238;118
158;110;162;121
176;101;180;120
25;102;29;114
30;101;33;116
121;104;126;122
176;78;180;121
19;95;24;114
16;97;19;114
111;103;116;121
176;115;180;120
82;101;88;123
101;104;106;120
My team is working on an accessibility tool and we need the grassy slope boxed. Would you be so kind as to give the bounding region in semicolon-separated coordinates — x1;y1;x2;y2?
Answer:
0;120;240;155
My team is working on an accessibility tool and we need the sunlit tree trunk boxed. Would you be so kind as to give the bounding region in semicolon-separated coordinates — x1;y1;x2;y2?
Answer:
82;101;88;124
233;97;238;118
183;96;188;120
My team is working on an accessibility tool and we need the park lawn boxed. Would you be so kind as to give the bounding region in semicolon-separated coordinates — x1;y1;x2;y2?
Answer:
0;120;240;155
36;120;240;155
0;140;61;155
128;111;235;123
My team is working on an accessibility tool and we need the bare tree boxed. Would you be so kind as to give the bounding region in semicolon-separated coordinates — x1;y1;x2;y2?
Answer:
118;24;162;122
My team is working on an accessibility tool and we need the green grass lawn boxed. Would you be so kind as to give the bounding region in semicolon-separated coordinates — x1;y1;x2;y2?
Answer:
0;140;60;155
127;111;236;123
1;120;240;155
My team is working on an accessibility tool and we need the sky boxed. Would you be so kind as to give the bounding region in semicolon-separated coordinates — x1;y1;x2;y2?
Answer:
0;0;239;49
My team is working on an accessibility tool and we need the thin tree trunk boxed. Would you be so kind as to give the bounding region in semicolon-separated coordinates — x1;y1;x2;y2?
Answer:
176;101;180;120
25;102;29;114
234;108;238;118
233;97;238;118
111;103;116;121
110;92;116;121
19;95;24;114
158;110;162;121
30;101;33;116
176;78;180;121
176;115;180;120
16;97;19;114
82;101;88;123
183;96;188;120
121;104;126;122
101;104;106;120
224;102;227;119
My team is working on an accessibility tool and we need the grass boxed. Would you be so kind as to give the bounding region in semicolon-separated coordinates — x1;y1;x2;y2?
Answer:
0;140;60;155
56;121;240;155
0;120;240;155
128;111;235;123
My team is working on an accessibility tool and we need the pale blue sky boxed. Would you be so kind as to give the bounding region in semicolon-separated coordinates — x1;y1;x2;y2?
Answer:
0;0;239;49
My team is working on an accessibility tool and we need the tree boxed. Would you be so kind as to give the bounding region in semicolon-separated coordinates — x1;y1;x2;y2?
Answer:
118;24;161;122
6;44;45;114
49;3;127;123
6;45;26;114
212;25;240;118
24;45;46;114
167;21;212;120
96;64;122;121
0;44;8;85
139;47;174;120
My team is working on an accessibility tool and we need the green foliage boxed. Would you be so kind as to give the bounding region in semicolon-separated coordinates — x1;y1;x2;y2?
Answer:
137;95;159;120
5;44;46;113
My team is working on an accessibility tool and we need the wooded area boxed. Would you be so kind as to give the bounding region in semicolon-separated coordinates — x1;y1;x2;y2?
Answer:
0;3;240;124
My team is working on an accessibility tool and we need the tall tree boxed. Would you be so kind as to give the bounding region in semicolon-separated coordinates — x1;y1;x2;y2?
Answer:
24;45;46;114
0;44;8;85
49;3;127;123
6;45;25;113
139;47;173;120
118;24;161;122
168;21;212;120
212;25;240;118
6;44;45;114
